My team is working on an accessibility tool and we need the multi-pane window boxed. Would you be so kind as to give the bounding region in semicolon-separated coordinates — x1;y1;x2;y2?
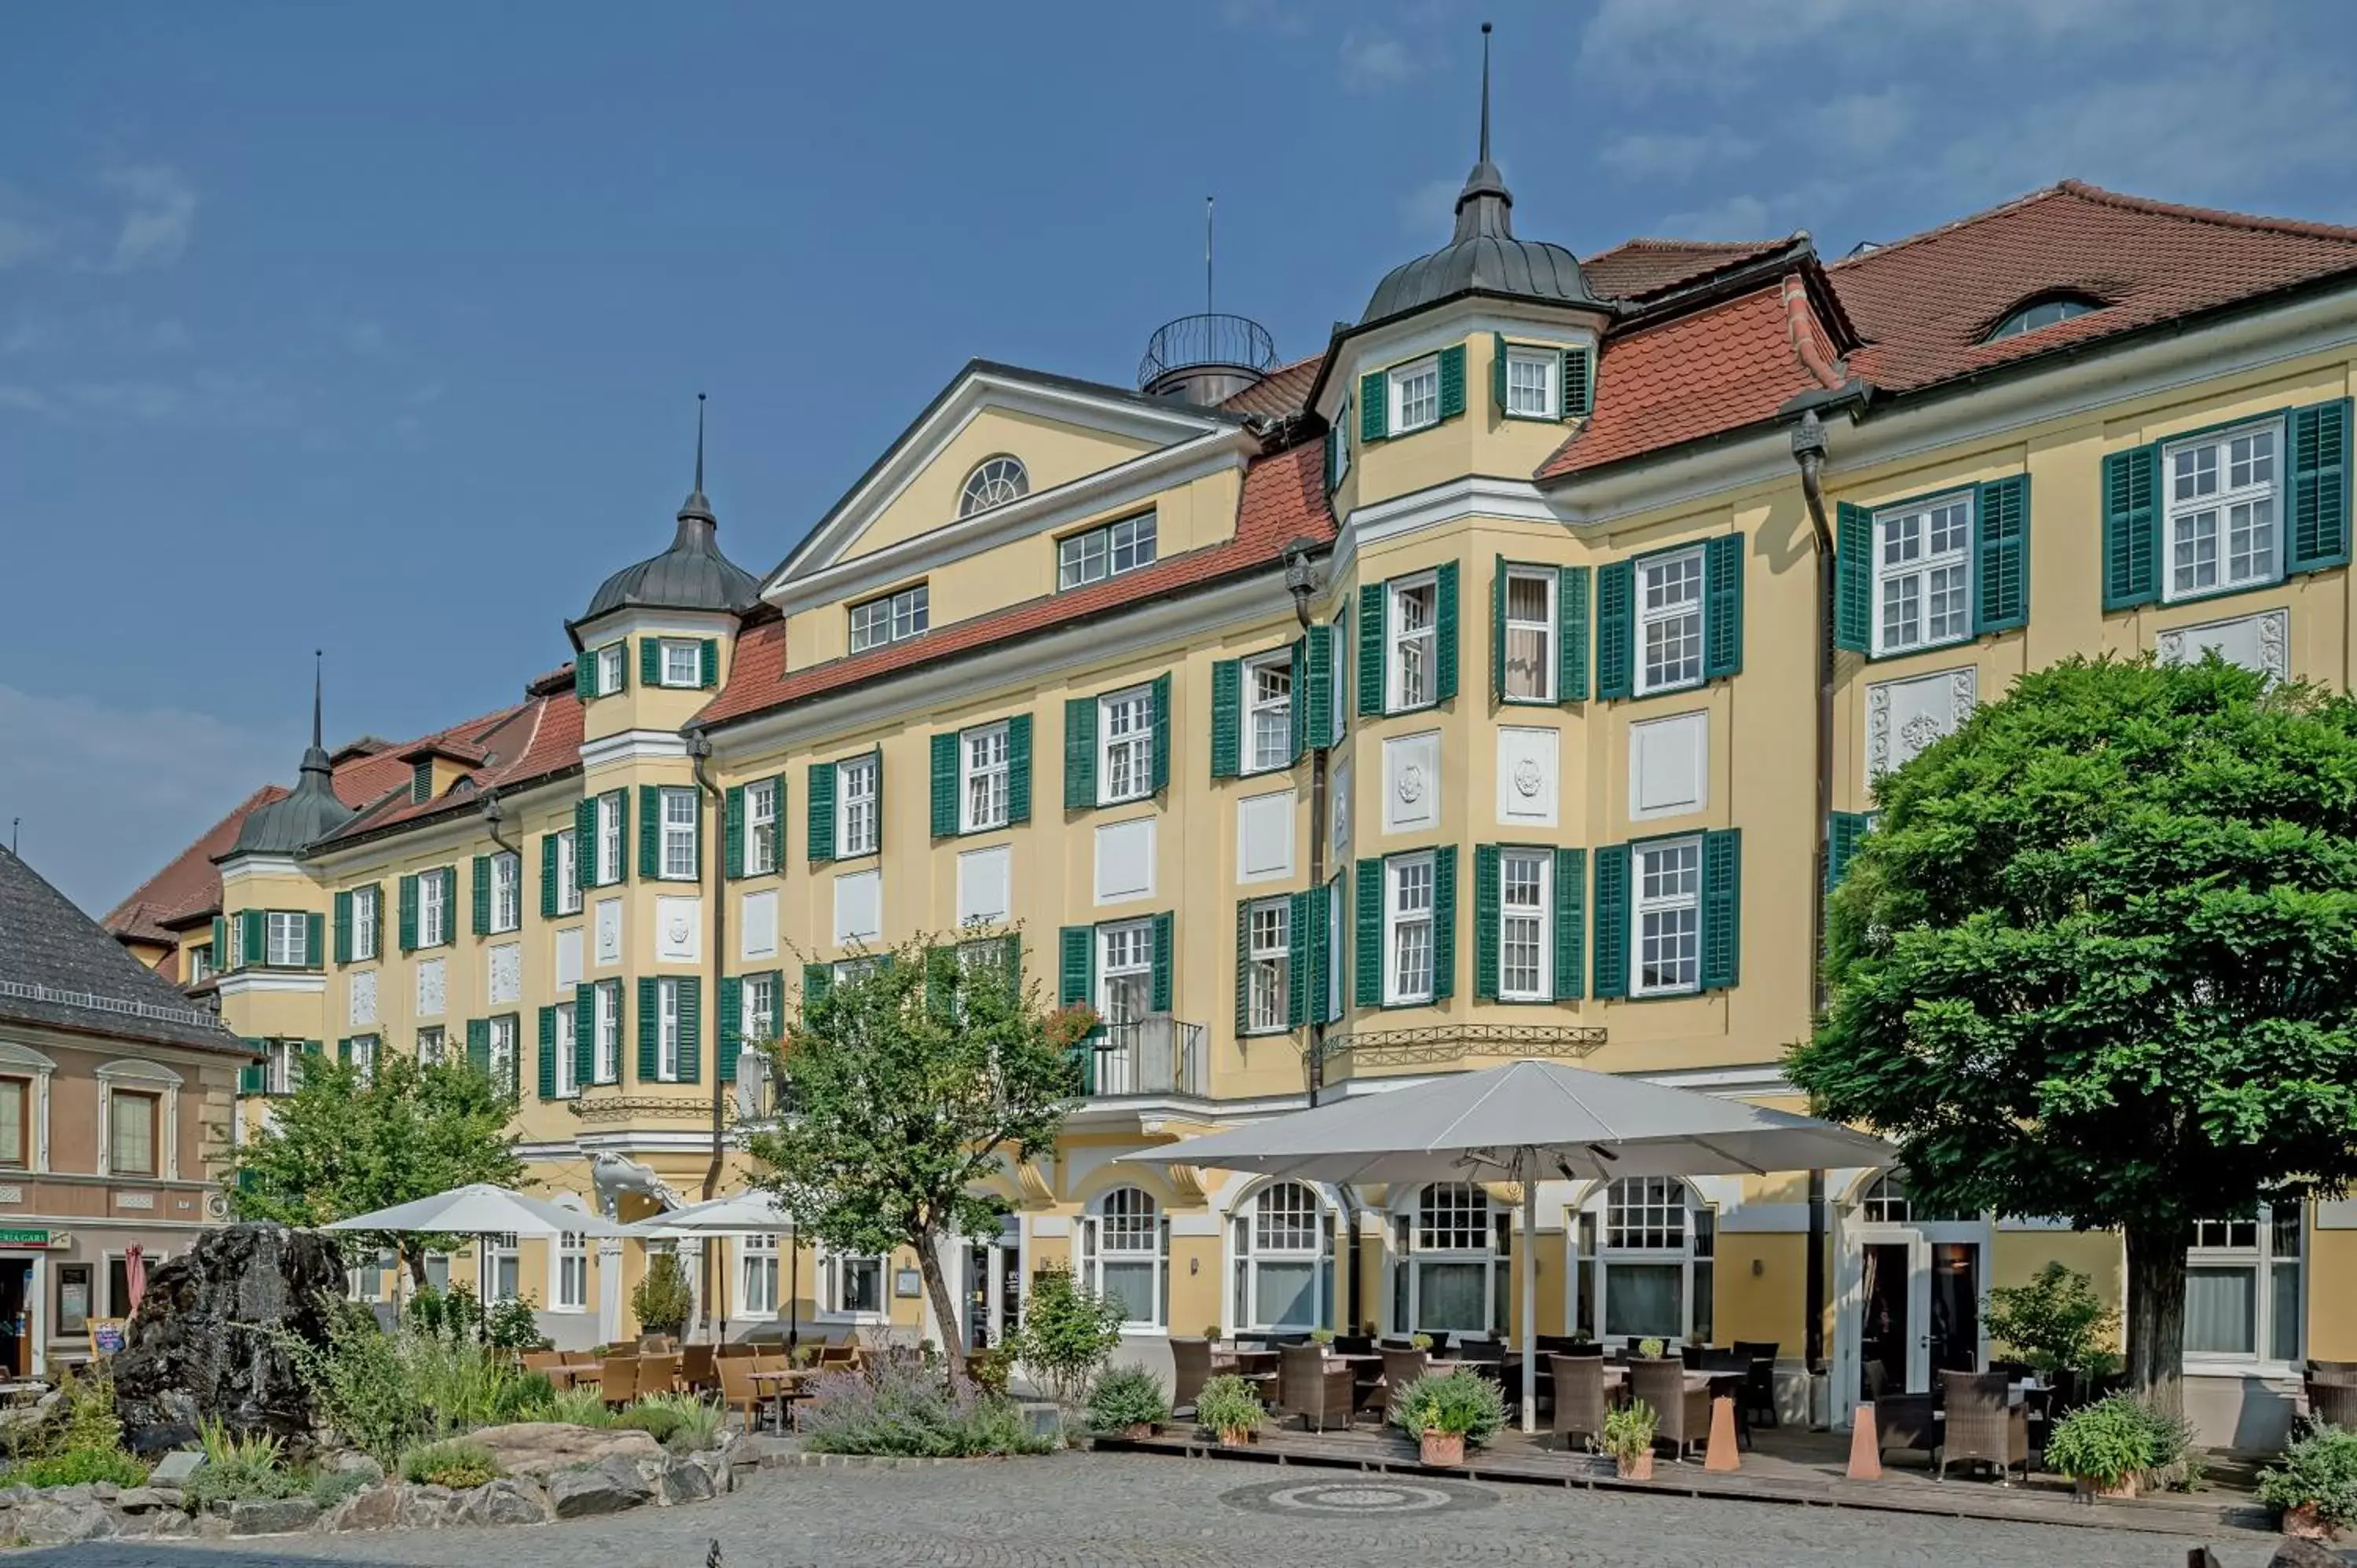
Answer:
741;972;778;1043
592;980;621;1083
1860;1174;1911;1224
1330;392;1352;487
490;852;521;932
745;779;779;874
417;1026;445;1068
0;1079;26;1169
553;1007;577;1098
657;978;683;1081
488;1014;518;1093
658;639;702;687
352;886;380;961
554;830;581;915
1874;493;1974;654
556;1231;588;1310
1244;898;1289;1034
1387;853;1435;1006
1404;1182;1501;1336
1633;837;1702;996
739;1233;779;1317
1390;577;1437;711
420;873;449;948
478;1233;520;1302
597;793;624;885
108;1090;158;1177
1636;548;1705;694
266;911;307;968
962;723;1010;833
188;944;214;984
837;756;879;857
1098;921;1154;1028
1058;511;1157;590
1589;1177;1714;1345
1389;356;1439;433
226;918;244;970
1505;348;1559;417
660;788;698;881
1244;652;1292;773
1233;1181;1330;1332
1498;850;1551;1000
2187;1207;2303;1363
850;584;929;653
1098;687;1154;804
1088;1187;1163;1328
348;1034;378;1086
959;456;1028;516
2165;422;2279;602
1502;569;1555;701
263;1038;303;1094
594;643;625;695
823;1252;885;1316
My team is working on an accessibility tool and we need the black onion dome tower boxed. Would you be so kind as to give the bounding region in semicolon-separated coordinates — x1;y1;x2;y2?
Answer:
229;655;357;855
574;395;761;629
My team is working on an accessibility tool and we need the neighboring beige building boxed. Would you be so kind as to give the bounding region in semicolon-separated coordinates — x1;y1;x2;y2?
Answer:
109;90;2357;1445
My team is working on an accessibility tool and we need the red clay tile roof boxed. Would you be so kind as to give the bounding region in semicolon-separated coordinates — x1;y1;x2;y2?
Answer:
1582;238;1791;301
698;441;1335;729
1831;181;2357;394
1219;353;1325;420
104;785;287;942
323;694;582;841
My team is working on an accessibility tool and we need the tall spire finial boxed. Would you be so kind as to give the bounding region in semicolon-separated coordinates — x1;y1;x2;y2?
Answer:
1479;21;1493;166
1450;21;1512;242
311;650;323;751
677;393;717;530
694;391;706;495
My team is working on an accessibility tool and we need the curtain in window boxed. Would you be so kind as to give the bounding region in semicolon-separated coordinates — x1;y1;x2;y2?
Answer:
1416;1262;1488;1333
1255;1261;1318;1329
2183;1266;2256;1355
1604;1262;1684;1340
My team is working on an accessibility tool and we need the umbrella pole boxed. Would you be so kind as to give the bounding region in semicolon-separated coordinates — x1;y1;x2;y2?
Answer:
1520;1169;1538;1434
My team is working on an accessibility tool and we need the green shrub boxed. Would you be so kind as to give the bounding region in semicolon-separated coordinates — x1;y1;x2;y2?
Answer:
1193;1374;1263;1437
1600;1400;1656;1462
634;1392;724;1454
12;1370;125;1463
1308;1328;1335;1346
1386;1370;1505;1446
489;1371;558;1424
307;1467;371;1511
630;1254;694;1337
1085;1367;1171;1434
2258;1424;2357;1530
966;1346;1012;1398
277;1294;552;1465
486;1295;551;1352
400;1438;500;1489
1007;1266;1125;1411
548;1386;613;1428
11;1448;148;1489
797;1357;1054;1458
182;1423;301;1508
2045;1395;2159;1486
1984;1262;2121;1380
612;1403;685;1445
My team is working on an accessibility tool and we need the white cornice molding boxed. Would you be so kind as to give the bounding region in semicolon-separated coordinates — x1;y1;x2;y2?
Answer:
579;730;693;770
1318;302;1610;419
214;972;325;998
571;609;742;648
1331;475;1559;583
216;855;302;881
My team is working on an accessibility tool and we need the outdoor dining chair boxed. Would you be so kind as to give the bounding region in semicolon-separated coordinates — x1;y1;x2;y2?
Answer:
638;1352;680;1396
2308;1379;2357;1428
680;1344;718;1394
1170;1337;1215;1415
1732;1342;1780;1430
1549;1354;1610;1453
1937;1370;2031;1484
599;1357;640;1409
718;1341;758;1360
521;1350;563;1376
718;1356;769;1433
1629;1359;1712;1463
1377;1346;1429;1416
1278;1345;1358;1433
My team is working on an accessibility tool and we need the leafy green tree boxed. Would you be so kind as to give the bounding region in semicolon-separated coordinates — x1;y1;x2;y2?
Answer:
222;1052;523;1287
744;932;1091;1380
1791;657;2357;1412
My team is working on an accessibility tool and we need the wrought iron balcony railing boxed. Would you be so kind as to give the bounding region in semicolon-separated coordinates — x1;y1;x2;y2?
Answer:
1069;1017;1208;1099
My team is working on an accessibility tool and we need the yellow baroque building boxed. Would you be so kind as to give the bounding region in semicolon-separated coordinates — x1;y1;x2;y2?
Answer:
108;134;2357;1446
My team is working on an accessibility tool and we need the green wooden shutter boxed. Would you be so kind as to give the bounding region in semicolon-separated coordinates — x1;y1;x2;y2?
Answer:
1149;674;1171;792
574;657;595;702
539;834;558;918
333;891;352;965
699;638;720;689
1308;878;1333;1024
537;1007;557;1100
1149;910;1175;1012
398;875;419;952
238;1061;266;1096
1552;846;1585;1002
1699;828;1742;991
1835;503;1872;651
1563;346;1593;418
640;638;662;687
1472;844;1501;1000
1357;583;1385;716
1595;562;1634;700
930;731;959;837
1065;696;1097;809
304;913;324;971
1974;475;2031;633
471;855;490;936
1007;714;1032;824
1703;535;1744;680
807;762;837;863
1288;639;1307;764
1490;332;1509;414
1354;858;1382;1008
574;983;596;1081
1431;845;1457;999
676;979;701;1083
1826;811;1871;892
211;916;227;967
1437;343;1466;420
240;909;265;969
1303;623;1333;749
411;758;433;805
1325;419;1343;493
338;1036;352;1065
1209;659;1241;778
722;786;745;880
2101;445;2160;610
640;786;662;879
1592;844;1630;998
1286;891;1310;1028
717;975;742;1082
1232;903;1252;1035
1435;560;1460;700
573;799;596;887
1359;371;1387;443
1058;925;1094;1010
802;962;832;1007
636;978;658;1080
466;1018;489;1076
1489;556;1508;701
1559;566;1590;704
2289;397;2352;572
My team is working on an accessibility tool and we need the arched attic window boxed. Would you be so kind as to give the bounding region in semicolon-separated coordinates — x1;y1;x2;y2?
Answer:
958;455;1029;516
1983;292;2104;343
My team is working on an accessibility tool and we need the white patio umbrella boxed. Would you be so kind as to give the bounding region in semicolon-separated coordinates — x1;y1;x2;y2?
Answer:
1124;1059;1896;1431
623;1192;797;1342
326;1182;625;1240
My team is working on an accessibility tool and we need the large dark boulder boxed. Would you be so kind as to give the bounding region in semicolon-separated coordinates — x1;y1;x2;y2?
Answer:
112;1222;345;1453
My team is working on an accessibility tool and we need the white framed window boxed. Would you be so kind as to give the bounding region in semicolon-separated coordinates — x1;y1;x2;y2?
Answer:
487;1014;518;1093
836;755;879;858
1874;493;1974;654
959;455;1028;516
738;1233;780;1317
1388;355;1440;433
656;978;682;1081
1395;1182;1503;1338
1098;687;1154;805
346;1248;391;1303
1505;346;1559;418
554;830;581;916
416;1026;445;1068
1331;392;1352;487
553;1006;577;1098
490;852;521;932
188;943;214;984
265;911;306;968
1058;511;1157;590
658;788;698;881
850;584;929;653
593;643;626;696
348;1033;378;1086
1573;1176;1714;1345
1388;574;1438;712
2165;420;2282;603
1331;615;1349;740
658;638;702;687
1502;567;1556;702
1081;1187;1164;1329
2187;1207;2303;1365
1244;650;1292;773
1636;548;1705;695
1633;837;1702;997
1989;296;2099;341
419;873;449;949
1244;897;1289;1035
555;1230;588;1311
262;1038;303;1096
596;793;624;885
1386;852;1435;1006
1860;1173;1911;1224
592;980;621;1083
740;971;778;1044
1098;919;1154;1028
962;722;1010;833
477;1231;520;1302
1327;877;1345;1021
1498;849;1551;1001
1232;1180;1333;1333
226;917;244;970
745;779;779;874
352;886;380;961
820;1251;885;1317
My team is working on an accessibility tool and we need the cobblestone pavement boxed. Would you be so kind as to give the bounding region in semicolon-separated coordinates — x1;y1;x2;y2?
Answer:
19;1453;2280;1568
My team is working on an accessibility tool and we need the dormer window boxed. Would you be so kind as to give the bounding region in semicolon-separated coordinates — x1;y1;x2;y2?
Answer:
593;642;627;697
659;639;701;687
850;584;929;654
1058;511;1157;590
959;456;1029;516
1390;356;1441;434
1985;294;2102;343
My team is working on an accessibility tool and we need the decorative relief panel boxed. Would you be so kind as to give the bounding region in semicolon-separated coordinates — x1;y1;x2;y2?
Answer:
595;899;622;966
654;897;701;963
1383;731;1441;834
1497;727;1558;828
415;958;445;1020
487;942;522;1006
348;969;377;1028
1867;665;1978;782
2156;607;2287;681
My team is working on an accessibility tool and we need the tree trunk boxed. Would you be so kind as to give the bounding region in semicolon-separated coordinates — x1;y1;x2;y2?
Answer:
915;1237;966;1383
2123;1223;2187;1416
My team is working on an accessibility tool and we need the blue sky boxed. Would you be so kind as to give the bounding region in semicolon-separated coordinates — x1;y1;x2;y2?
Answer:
5;0;2355;915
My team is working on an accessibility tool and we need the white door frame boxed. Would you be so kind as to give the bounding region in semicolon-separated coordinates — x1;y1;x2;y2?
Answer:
1832;1211;1992;1427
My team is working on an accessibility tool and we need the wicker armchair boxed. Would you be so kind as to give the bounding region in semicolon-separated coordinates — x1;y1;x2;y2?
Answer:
1375;1346;1429;1419
1732;1341;1780;1430
2308;1379;2357;1429
1549;1354;1610;1453
1629;1359;1713;1461
1171;1337;1215;1416
1937;1370;2029;1483
1279;1345;1358;1432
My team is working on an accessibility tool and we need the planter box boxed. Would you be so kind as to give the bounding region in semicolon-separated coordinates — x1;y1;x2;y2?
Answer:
1419;1431;1464;1467
1615;1453;1655;1482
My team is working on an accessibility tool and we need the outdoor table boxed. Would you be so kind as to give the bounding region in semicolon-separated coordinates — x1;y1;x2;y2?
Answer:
750;1368;817;1431
546;1361;603;1389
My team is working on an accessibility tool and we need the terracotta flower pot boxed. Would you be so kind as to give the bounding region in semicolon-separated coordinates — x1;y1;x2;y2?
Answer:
1119;1422;1155;1441
2283;1503;2336;1541
2073;1474;2139;1501
1217;1426;1254;1448
1616;1452;1655;1481
1420;1430;1465;1467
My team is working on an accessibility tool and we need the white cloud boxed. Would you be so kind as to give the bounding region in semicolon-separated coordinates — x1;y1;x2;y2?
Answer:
1395;175;1461;236
1598;130;1755;183
98;164;198;271
1340;28;1416;91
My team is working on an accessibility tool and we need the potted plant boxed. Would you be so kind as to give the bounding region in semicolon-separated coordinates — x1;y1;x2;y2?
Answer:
1387;1369;1505;1467
1409;1333;1435;1352
1309;1328;1336;1348
630;1253;693;1343
1195;1374;1264;1448
1203;1324;1223;1344
1984;1262;2121;1410
1086;1367;1173;1441
1600;1399;1658;1480
1637;1337;1666;1361
2257;1425;2357;1541
2044;1396;2154;1500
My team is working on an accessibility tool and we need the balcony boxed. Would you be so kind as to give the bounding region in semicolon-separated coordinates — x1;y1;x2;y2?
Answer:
1071;1017;1208;1099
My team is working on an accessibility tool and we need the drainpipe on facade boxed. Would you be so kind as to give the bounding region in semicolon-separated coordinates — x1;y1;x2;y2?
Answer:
688;732;728;1339
1789;409;1835;1383
1285;544;1328;1108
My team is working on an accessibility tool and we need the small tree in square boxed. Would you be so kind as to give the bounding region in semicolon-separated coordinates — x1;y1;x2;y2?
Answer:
1790;657;2357;1412
745;931;1092;1381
